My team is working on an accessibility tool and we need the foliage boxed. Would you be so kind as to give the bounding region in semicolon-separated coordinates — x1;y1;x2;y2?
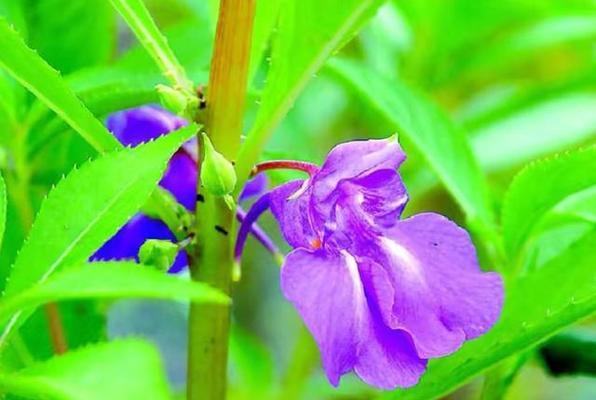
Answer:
0;0;594;399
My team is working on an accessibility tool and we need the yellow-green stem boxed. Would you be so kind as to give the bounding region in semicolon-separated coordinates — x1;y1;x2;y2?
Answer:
187;1;256;399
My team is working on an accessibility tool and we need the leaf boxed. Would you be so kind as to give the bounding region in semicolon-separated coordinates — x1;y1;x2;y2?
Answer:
327;58;494;228
462;15;596;76
382;231;596;400
109;0;193;94
472;92;596;173
229;325;275;398
0;339;171;400
17;301;106;364
27;69;166;158
0;18;120;152
0;125;196;345
23;0;115;74
0;262;228;323
0;173;5;251
236;0;384;180
502;146;596;260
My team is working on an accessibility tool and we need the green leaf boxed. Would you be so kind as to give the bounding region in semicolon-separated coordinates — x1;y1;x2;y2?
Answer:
502;146;596;260
382;231;596;400
0;262;228;323
236;0;384;180
472;92;596;173
462;15;596;76
26;68;170;159
327;58;494;228
250;1;281;81
23;0;115;74
0;173;5;251
109;0;193;94
0;125;196;345
0;18;120;153
0;339;171;400
229;325;275;398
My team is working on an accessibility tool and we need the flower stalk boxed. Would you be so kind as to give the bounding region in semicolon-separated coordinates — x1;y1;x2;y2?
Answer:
251;160;320;176
187;1;256;399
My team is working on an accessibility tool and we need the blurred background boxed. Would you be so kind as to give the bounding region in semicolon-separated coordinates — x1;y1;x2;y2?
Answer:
0;0;594;399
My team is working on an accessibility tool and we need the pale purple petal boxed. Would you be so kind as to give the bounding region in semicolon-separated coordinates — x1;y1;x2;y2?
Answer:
282;249;427;389
390;213;504;340
281;249;365;386
353;259;428;389
354;213;503;358
269;180;323;249
320;168;408;229
312;137;405;204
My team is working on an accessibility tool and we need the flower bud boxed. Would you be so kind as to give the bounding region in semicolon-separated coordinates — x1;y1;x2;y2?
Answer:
139;239;179;271
200;132;237;197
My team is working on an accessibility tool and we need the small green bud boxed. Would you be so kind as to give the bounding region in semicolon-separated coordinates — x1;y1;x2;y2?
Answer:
139;239;179;271
200;132;237;197
156;84;187;114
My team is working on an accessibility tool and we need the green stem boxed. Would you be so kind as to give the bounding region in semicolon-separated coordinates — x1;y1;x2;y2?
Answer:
7;123;68;356
186;1;256;399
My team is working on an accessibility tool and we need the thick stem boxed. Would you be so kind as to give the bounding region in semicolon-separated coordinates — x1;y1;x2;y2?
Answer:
187;1;256;399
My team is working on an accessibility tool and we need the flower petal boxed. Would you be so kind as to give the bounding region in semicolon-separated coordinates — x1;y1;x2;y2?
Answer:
392;213;504;340
353;259;428;389
160;150;197;211
91;214;188;272
358;213;503;358
281;249;365;386
106;105;187;147
239;173;268;202
312;137;405;204
331;169;408;228
269;180;322;249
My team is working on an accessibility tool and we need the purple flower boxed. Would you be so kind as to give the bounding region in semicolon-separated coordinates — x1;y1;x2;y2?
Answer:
92;106;277;272
236;137;503;389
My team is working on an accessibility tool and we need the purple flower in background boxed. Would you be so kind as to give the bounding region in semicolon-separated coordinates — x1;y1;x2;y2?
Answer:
235;137;503;389
92;105;274;272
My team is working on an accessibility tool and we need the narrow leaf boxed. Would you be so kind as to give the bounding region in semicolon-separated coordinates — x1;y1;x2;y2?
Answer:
502;146;596;259
0;339;170;400
237;0;384;180
0;18;119;152
383;231;596;400
0;125;196;345
109;0;193;94
327;58;494;228
0;173;5;251
472;92;596;173
0;262;228;323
